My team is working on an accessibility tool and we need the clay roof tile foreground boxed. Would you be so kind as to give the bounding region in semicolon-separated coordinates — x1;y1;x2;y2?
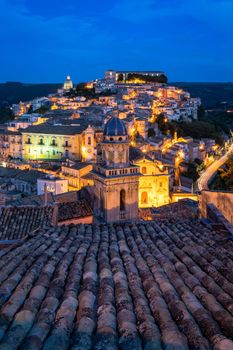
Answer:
1;220;233;349
0;205;56;240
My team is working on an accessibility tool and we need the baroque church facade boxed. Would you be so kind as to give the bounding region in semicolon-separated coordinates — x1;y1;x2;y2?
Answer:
92;116;140;223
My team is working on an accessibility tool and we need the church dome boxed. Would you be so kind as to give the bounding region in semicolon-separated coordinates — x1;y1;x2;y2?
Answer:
63;75;73;90
103;116;127;137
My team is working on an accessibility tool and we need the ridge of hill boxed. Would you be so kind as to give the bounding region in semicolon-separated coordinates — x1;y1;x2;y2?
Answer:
0;82;61;105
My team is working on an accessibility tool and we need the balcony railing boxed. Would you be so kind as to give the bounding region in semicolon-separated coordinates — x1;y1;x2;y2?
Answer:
62;144;71;148
25;141;31;145
50;143;58;147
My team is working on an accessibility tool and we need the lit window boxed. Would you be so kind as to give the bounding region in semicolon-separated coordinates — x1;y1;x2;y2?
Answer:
141;192;148;204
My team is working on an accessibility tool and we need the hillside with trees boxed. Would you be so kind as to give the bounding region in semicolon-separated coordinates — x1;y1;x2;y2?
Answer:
210;156;233;191
0;82;61;106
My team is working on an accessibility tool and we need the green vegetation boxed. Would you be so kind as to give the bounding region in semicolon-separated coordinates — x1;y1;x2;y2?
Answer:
211;156;233;191
199;110;233;135
72;83;115;98
155;113;225;145
148;128;156;137
117;73;168;84
177;120;224;145
183;159;203;182
174;82;233;108
0;107;13;123
0;82;60;105
32;106;50;114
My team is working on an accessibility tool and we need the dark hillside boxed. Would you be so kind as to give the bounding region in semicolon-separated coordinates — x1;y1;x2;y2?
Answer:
0;82;61;106
174;82;233;108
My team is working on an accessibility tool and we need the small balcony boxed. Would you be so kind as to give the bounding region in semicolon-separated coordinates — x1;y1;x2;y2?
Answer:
62;144;71;148
38;142;45;146
25;141;31;145
50;143;58;147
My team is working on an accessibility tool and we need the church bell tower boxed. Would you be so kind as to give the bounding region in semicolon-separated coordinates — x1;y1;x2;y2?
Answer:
93;116;140;223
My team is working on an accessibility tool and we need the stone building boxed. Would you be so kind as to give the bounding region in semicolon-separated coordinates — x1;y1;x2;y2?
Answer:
92;116;140;222
22;124;85;161
63;75;73;91
130;148;170;207
81;125;96;162
61;162;93;190
0;129;22;160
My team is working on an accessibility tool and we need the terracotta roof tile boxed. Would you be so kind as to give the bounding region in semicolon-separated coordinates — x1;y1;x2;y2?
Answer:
58;200;93;222
0;205;56;240
0;220;233;348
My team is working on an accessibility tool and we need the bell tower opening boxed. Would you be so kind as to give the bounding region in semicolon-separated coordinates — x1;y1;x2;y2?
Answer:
120;189;126;212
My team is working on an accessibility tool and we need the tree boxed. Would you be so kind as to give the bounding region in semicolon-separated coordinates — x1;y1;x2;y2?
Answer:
211;156;233;191
117;74;124;82
148;128;155;137
197;105;206;120
0;107;13;123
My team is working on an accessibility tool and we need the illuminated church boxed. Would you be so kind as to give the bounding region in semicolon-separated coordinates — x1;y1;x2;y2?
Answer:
93;116;140;222
63;75;73;91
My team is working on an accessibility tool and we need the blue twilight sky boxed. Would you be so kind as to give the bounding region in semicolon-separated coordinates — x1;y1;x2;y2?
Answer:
0;0;233;83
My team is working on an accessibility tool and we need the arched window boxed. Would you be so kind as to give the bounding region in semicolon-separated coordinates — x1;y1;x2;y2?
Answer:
141;192;148;204
88;136;91;145
142;166;147;174
120;189;126;212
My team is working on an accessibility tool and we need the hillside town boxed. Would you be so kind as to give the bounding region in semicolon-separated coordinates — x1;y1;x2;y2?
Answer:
0;71;209;208
1;71;233;349
1;0;233;344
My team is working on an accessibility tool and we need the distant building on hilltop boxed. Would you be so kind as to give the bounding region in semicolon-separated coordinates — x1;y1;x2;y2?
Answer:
105;70;167;83
63;75;73;91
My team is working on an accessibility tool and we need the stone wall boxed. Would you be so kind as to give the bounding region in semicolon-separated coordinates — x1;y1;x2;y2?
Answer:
200;190;233;225
206;203;233;235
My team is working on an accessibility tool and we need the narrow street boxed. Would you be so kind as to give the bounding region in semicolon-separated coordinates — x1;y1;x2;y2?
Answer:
198;144;233;191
